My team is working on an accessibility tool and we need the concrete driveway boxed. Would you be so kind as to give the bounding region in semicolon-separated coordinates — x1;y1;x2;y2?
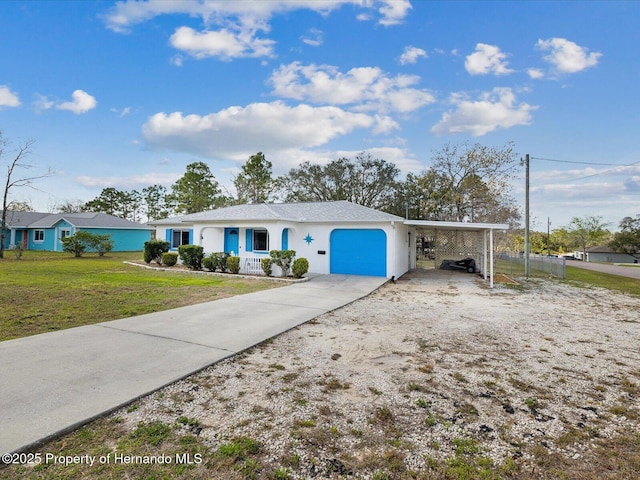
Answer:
0;274;387;456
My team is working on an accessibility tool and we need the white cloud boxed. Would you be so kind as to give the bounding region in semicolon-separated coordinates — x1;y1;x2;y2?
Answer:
141;101;376;160
32;94;55;112
527;68;544;79
537;37;601;74
301;27;323;47
399;46;427;65
169;26;275;60
465;43;514;76
377;0;412;26
0;85;20;108
57;90;97;114
102;0;411;33
75;172;181;189
102;1;411;62
431;87;537;136
269;62;435;113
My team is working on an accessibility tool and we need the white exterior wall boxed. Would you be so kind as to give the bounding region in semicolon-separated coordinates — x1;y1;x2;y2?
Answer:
156;221;411;279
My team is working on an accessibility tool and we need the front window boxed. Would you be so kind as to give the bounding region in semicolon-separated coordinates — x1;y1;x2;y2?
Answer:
60;229;71;240
172;229;190;248
34;230;44;242
253;229;269;251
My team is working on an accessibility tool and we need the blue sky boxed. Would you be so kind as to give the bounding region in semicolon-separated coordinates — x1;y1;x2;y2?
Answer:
1;0;638;230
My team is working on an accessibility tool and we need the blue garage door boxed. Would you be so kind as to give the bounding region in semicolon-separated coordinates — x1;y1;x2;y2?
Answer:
330;229;387;276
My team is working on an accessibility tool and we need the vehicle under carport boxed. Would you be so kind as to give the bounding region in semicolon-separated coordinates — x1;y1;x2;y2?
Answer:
404;220;509;288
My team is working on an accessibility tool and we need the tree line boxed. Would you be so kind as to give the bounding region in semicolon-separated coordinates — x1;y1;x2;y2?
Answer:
77;143;523;226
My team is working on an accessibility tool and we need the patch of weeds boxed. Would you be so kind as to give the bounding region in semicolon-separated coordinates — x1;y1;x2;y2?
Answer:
320;375;351;392
416;398;431;409
128;421;171;447
621;377;639;395
216;436;261;460
269;363;286;370
281;372;299;383
273;466;291;479
452;372;469;383
126;403;139;413
525;397;541;411
240;458;262;479
418;363;434;373
455;401;479;417
453;437;480;455
425;414;439;427
407;382;427;392
369;386;383;395
372;406;394;424
293;418;316;428
176;416;200;428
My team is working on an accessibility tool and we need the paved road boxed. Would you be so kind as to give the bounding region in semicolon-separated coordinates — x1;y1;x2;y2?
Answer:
0;274;388;455
566;260;640;280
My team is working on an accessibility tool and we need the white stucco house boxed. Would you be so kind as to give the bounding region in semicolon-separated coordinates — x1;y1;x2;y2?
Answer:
150;201;507;286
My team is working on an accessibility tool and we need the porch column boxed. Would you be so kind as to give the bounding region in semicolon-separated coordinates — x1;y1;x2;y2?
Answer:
9;229;16;247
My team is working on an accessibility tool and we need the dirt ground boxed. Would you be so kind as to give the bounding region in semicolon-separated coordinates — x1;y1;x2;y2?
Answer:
104;268;639;478
7;269;638;479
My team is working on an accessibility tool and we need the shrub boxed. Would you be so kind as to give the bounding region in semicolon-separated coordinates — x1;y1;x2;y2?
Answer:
269;250;296;277
144;239;170;265
227;256;241;274
61;231;114;258
292;257;309;278
94;235;114;256
261;257;273;276
178;244;204;270
203;252;230;272
203;255;214;271
162;252;178;267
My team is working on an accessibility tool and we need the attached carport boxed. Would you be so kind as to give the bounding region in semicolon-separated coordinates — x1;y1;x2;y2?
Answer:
404;220;508;288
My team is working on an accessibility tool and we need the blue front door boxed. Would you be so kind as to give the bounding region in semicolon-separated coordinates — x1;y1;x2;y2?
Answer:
224;228;239;254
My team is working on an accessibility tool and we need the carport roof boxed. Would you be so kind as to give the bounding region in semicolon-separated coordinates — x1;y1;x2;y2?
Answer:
404;220;509;231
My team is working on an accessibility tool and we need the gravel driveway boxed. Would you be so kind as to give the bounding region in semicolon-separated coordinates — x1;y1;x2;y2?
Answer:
7;269;639;479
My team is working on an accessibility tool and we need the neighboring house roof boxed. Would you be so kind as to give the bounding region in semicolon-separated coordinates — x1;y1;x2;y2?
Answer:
1;211;152;230
150;201;405;225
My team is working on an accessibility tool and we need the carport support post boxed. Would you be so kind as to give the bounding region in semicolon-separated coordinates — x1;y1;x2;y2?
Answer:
489;228;494;289
483;230;487;281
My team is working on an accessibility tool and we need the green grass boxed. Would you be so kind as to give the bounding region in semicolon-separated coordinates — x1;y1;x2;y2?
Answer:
564;266;640;296
0;251;279;341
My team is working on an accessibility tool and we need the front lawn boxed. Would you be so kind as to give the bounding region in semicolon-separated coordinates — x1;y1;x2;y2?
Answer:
0;251;279;341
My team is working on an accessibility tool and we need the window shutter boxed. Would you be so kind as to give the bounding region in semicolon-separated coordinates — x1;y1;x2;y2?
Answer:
189;229;194;244
245;229;253;252
165;229;172;242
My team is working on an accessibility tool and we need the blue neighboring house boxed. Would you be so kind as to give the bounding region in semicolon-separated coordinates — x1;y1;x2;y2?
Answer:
1;211;153;252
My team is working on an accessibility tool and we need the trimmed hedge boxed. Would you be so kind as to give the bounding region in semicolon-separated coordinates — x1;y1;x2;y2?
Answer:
292;258;309;278
227;256;241;274
162;252;178;267
178;244;204;270
144;239;169;265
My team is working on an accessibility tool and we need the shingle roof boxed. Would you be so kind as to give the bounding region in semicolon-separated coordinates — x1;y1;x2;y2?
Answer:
2;211;151;230
150;201;404;225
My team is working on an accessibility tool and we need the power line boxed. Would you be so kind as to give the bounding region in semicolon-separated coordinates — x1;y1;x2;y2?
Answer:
531;156;630;166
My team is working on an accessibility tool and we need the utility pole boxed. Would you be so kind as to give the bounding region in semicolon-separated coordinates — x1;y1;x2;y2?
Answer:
524;154;530;277
547;217;551;257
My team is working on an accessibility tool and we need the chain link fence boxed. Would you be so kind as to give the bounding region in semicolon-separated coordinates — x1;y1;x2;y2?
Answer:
497;252;566;278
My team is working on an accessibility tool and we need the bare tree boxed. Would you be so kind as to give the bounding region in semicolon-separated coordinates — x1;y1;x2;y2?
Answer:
1;132;51;258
